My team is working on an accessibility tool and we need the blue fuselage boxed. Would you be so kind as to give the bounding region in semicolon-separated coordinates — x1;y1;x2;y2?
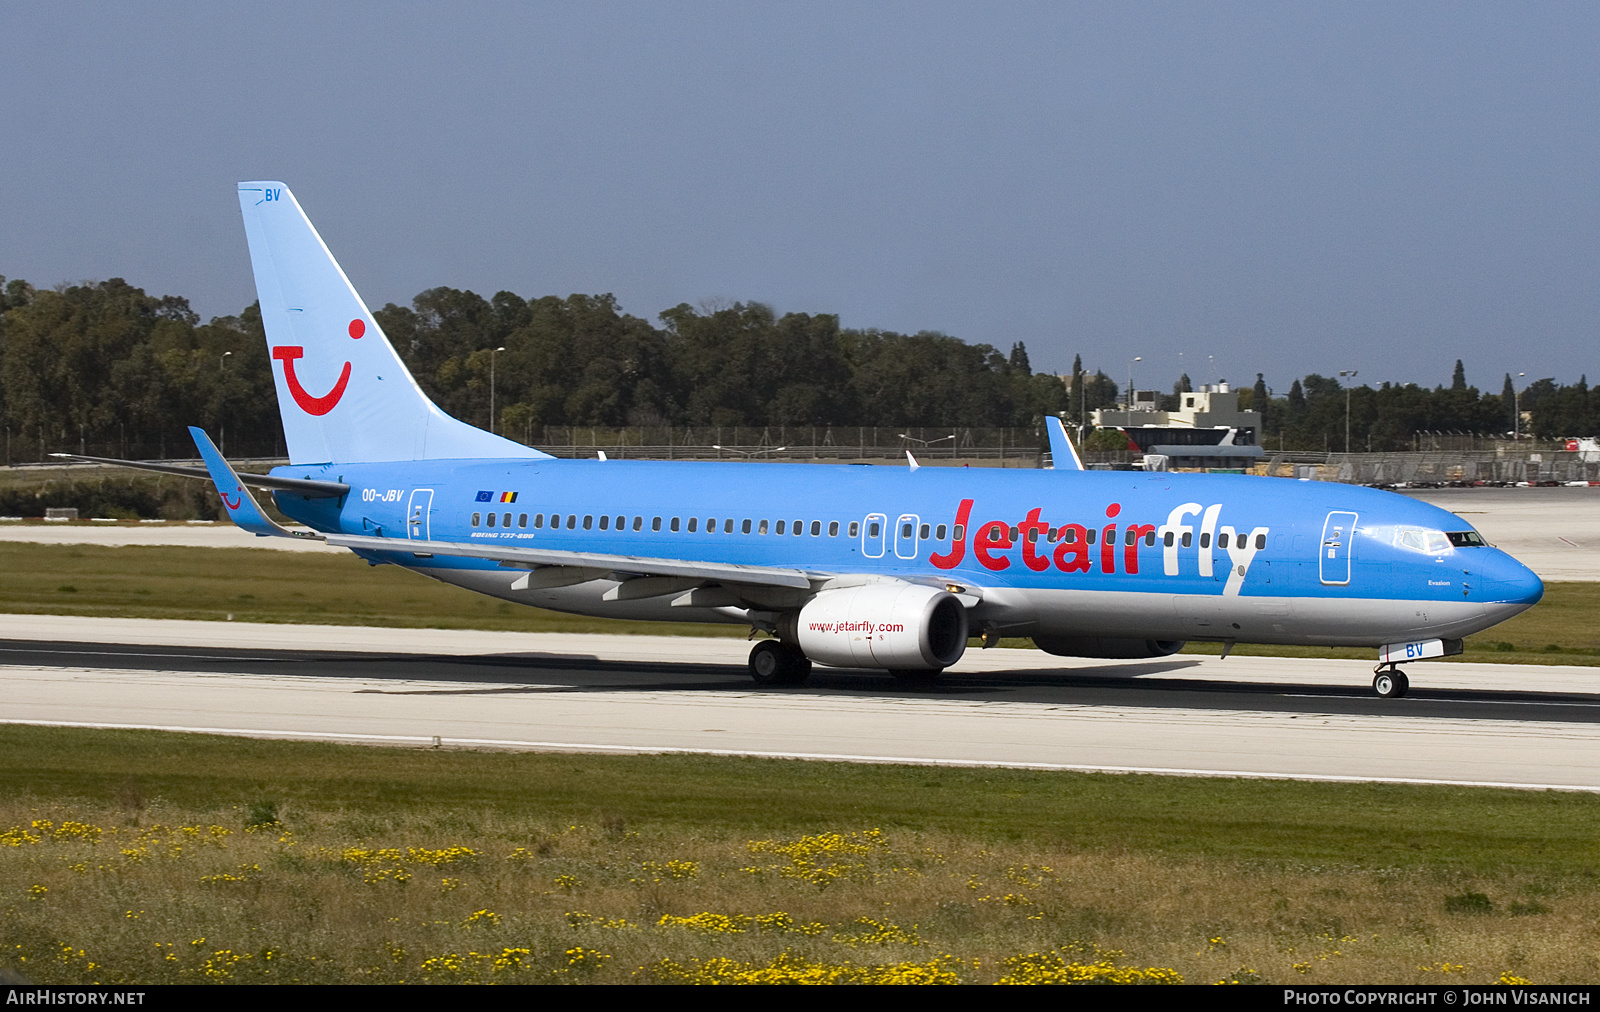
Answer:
271;458;1543;648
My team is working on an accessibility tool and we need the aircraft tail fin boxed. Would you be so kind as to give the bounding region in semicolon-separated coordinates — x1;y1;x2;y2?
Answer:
237;181;550;465
1045;415;1085;471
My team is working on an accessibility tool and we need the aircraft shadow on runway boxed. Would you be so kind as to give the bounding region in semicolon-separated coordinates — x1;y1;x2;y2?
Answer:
8;640;1600;723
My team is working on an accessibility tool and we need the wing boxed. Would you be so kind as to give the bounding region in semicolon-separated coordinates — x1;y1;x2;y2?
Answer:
325;533;817;590
1045;416;1084;471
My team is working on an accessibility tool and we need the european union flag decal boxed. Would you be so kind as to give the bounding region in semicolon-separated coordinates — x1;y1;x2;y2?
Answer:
475;490;492;502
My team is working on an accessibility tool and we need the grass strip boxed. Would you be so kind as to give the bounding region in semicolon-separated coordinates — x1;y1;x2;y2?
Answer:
1;725;1597;985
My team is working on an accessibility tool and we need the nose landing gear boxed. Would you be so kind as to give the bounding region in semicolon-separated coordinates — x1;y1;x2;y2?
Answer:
749;640;812;685
1372;667;1410;699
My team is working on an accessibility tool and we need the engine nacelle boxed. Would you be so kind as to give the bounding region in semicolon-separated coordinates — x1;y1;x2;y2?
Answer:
788;583;969;670
1032;635;1185;659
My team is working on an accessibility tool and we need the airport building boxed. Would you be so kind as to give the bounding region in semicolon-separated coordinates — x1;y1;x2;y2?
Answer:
1091;383;1265;470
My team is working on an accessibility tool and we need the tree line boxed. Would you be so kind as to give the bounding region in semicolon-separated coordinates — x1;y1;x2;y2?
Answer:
0;274;1593;462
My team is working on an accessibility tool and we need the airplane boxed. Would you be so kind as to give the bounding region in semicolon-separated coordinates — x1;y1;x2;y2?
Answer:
57;181;1545;699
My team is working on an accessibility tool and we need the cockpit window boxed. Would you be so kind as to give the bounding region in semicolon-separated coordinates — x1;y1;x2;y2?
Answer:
1447;531;1486;548
1395;528;1452;554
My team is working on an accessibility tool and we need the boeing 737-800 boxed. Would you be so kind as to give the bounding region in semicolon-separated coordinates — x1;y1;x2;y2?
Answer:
60;182;1545;698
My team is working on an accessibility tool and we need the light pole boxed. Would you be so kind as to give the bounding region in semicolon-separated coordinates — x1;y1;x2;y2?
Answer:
489;346;506;434
1339;369;1358;452
1514;372;1525;441
219;351;232;456
1127;356;1142;410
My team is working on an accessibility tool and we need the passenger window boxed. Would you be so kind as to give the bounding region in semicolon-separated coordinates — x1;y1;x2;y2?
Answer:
567;514;577;529
633;516;642;531
487;513;497;528
1125;529;1136;545
812;521;822;536
759;519;770;534
868;521;880;538
1181;532;1191;547
1010;526;1020;543
616;516;624;529
583;515;593;530
935;524;946;541
724;519;734;533
499;513;508;527
1163;531;1173;547
793;520;802;535
688;517;698;533
1255;534;1267;549
1218;532;1229;548
1145;531;1156;546
829;521;839;536
1064;527;1077;544
1086;529;1096;544
670;517;680;532
518;514;527;528
652;516;662;531
533;513;543;529
849;521;860;537
1027;528;1039;543
776;520;786;535
901;522;913;539
1199;533;1210;548
919;524;929;540
599;515;610;530
472;512;481;527
953;524;964;541
742;519;752;534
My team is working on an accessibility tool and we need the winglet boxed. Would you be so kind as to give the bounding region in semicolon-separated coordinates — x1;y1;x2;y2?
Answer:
188;426;303;538
1045;416;1084;471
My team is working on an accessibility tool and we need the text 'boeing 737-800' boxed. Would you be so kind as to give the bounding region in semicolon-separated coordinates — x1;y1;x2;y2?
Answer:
56;182;1545;698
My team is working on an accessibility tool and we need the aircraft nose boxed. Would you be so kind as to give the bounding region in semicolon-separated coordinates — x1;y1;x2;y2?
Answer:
1487;551;1544;606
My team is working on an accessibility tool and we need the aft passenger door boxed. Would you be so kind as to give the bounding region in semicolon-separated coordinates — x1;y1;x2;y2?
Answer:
407;488;434;541
1319;511;1357;585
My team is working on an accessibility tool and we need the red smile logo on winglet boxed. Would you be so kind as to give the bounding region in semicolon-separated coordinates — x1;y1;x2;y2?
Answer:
220;491;242;511
271;319;363;415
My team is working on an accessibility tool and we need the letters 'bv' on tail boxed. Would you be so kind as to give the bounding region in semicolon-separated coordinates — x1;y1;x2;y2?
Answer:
237;181;550;465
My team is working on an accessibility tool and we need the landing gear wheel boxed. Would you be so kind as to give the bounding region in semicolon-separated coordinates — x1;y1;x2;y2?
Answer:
1373;669;1410;699
748;641;811;686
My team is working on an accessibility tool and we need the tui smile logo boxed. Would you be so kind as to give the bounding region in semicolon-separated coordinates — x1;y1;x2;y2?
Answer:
220;491;242;511
272;318;364;415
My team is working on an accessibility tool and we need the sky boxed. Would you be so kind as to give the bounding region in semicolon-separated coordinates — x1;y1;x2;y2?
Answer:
2;2;1597;396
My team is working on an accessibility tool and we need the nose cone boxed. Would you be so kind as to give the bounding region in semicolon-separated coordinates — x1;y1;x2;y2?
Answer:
1481;549;1544;621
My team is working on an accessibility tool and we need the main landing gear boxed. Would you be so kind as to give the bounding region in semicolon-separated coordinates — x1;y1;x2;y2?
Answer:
748;640;812;685
1372;667;1410;699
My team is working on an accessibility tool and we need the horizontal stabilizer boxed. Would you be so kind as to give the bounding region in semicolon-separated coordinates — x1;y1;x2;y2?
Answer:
48;453;349;498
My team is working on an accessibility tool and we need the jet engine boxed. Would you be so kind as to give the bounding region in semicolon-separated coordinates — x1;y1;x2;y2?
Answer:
1032;635;1185;659
785;583;969;670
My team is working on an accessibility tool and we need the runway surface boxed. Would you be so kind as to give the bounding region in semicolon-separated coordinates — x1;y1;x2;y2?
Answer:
5;615;1600;791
